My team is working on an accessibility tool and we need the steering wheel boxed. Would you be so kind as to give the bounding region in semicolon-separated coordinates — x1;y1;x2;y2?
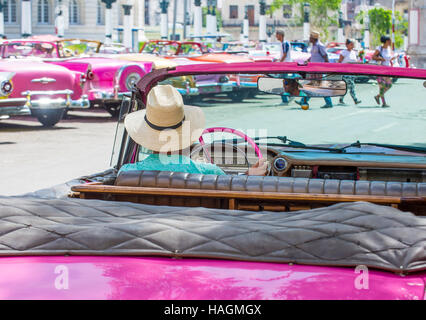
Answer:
191;127;263;167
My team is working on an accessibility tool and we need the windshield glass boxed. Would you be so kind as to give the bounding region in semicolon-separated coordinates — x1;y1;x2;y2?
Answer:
142;42;178;55
260;43;281;53
1;42;56;58
99;43;132;54
156;72;426;149
59;40;100;57
179;43;204;56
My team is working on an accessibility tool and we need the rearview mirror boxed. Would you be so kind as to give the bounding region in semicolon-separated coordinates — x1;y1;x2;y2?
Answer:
258;76;347;98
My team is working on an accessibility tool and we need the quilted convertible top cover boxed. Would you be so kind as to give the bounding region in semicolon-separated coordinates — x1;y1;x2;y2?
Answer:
0;196;425;273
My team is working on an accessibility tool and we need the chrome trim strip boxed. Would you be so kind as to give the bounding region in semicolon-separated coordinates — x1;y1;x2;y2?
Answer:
21;89;74;96
196;82;235;88
0;105;31;116
31;77;57;84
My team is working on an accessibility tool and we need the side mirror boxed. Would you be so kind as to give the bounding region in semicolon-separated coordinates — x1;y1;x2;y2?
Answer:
257;76;347;98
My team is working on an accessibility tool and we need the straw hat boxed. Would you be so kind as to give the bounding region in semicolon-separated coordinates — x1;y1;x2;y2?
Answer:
124;85;205;153
310;31;320;39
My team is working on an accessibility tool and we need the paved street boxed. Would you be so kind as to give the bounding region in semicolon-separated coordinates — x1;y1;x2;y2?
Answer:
1;78;425;196
0;109;116;196
202;79;426;147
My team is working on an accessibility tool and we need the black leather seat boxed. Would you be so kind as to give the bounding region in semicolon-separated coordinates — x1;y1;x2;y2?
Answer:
115;170;426;197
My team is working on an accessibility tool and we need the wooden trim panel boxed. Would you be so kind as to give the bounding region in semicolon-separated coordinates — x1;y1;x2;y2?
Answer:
72;184;425;206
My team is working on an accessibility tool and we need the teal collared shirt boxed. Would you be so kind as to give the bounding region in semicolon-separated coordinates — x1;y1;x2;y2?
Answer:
119;154;226;175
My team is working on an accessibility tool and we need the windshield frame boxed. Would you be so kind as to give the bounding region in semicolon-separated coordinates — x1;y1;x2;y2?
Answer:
136;62;426;106
113;63;426;171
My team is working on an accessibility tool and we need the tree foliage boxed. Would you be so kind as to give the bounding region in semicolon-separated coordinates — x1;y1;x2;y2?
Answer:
357;7;408;49
268;0;342;40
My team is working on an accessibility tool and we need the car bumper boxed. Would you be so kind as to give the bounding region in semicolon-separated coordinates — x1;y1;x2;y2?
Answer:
21;90;90;110
196;82;235;95
0;104;31;117
172;82;235;97
89;90;132;101
176;87;199;96
230;75;259;89
233;81;258;88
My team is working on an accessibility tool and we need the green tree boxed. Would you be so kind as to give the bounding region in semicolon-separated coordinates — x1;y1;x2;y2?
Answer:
268;0;342;41
365;7;407;49
368;7;392;47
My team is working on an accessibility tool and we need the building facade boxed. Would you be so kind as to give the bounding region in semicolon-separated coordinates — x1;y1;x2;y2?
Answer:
221;0;303;41
408;0;426;68
2;0;198;41
221;0;300;27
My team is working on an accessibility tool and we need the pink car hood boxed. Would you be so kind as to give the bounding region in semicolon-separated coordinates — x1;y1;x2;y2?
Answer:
0;256;424;300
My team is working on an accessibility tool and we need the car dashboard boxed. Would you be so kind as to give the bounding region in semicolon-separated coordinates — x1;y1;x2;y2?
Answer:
270;151;426;183
195;144;426;183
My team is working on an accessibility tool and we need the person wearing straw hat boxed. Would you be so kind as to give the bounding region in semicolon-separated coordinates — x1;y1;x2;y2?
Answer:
119;85;268;176
295;31;333;109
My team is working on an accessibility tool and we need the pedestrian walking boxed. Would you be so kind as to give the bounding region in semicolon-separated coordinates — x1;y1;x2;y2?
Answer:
338;39;361;105
276;29;292;63
296;31;333;109
275;29;293;105
372;35;396;108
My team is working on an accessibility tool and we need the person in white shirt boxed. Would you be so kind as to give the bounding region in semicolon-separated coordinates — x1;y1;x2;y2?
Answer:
338;39;361;105
371;35;396;108
276;29;292;62
275;29;293;105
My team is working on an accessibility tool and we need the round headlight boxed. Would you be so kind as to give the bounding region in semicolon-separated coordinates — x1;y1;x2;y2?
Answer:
87;71;95;80
1;80;13;96
273;157;288;172
126;72;141;91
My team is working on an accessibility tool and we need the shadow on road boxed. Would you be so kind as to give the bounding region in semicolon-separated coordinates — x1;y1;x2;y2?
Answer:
62;112;117;123
356;105;389;109
0;121;77;131
0;110;116;131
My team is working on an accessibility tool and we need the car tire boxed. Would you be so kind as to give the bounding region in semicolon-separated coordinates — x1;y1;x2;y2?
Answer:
227;90;250;102
32;108;65;127
62;108;70;119
184;95;202;104
247;90;258;99
354;77;370;84
104;102;121;118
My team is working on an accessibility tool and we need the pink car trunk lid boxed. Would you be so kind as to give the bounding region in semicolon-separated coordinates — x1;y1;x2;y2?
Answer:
0;60;76;100
0;256;423;300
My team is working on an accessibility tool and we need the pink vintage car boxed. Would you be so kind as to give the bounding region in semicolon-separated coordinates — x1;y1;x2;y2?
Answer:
0;59;88;126
0;62;424;300
0;40;153;117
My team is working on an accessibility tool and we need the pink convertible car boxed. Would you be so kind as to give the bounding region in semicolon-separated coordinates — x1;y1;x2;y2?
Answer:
0;40;153;117
0;62;425;300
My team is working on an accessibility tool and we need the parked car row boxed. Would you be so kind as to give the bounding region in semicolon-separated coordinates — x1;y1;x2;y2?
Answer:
0;38;155;125
0;36;414;126
0;38;268;126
